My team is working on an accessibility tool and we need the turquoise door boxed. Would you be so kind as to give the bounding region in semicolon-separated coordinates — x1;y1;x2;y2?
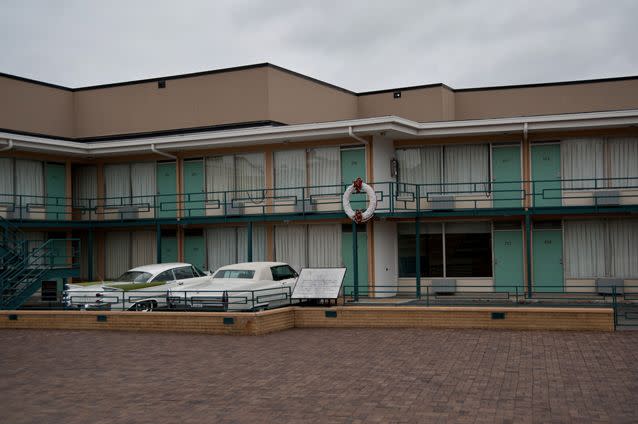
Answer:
160;236;178;263
341;148;367;209
183;160;205;217
492;146;522;208
493;230;524;293
156;162;177;218
341;225;368;296
45;163;66;220
532;229;564;292
531;145;561;207
184;233;206;270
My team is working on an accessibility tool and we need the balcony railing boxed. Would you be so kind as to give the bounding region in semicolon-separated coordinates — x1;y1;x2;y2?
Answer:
1;177;637;222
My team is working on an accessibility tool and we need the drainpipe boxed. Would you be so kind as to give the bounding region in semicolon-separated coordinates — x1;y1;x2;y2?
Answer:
151;143;177;159
348;126;368;145
0;139;14;152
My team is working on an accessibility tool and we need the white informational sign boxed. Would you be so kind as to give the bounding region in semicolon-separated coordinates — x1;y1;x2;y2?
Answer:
291;268;347;300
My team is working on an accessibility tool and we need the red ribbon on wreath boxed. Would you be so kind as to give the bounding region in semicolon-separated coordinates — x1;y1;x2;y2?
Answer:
353;209;363;223
353;177;363;193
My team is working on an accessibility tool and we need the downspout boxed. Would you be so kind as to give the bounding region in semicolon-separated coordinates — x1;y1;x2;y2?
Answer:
348;126;368;145
151;143;177;159
0;139;14;152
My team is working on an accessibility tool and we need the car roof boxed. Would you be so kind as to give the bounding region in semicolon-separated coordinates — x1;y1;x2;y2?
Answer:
217;262;288;271
129;263;192;274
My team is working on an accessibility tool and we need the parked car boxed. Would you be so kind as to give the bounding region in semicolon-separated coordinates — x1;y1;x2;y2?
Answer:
63;263;211;311
167;262;298;311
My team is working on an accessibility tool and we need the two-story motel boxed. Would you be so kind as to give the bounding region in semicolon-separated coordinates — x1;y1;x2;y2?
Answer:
1;63;637;299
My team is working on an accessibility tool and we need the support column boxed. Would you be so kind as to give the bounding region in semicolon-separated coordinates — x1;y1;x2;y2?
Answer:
352;221;359;302
156;223;162;263
525;214;532;299
247;222;253;262
415;218;421;299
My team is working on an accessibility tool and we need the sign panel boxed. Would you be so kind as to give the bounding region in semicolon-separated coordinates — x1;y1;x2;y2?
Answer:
291;268;347;300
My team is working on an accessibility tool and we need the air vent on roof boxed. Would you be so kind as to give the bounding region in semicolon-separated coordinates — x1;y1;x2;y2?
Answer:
158;80;166;89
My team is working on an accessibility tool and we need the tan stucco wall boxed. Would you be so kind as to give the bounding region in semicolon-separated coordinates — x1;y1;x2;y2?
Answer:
0;76;74;138
266;67;358;124
73;67;270;138
455;79;638;120
357;85;453;122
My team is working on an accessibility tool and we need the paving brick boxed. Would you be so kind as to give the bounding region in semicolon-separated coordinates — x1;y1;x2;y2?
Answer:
1;329;637;423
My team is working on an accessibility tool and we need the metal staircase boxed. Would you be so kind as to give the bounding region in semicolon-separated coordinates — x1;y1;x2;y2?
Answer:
0;216;80;309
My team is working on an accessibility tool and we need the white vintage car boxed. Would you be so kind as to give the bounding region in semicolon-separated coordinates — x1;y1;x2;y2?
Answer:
63;263;211;311
167;262;299;311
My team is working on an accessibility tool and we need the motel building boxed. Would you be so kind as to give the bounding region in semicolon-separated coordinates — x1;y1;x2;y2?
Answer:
0;63;637;308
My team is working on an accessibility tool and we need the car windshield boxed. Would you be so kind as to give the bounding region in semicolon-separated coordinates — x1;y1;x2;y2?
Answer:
213;269;255;279
114;271;152;283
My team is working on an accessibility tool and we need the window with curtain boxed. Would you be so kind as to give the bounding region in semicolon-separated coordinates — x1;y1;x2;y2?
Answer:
105;232;131;279
0;158;13;204
104;164;131;206
73;166;97;209
274;149;306;198
235;153;264;192
205;155;235;203
444;145;489;193
564;220;607;278
608;137;638;188
308;224;342;267
274;225;308;272
15;160;44;205
561;138;604;189
131;163;156;208
206;226;266;272
398;222;491;278
396;145;489;194
565;218;638;279
205;154;264;204
308;147;340;195
131;231;157;268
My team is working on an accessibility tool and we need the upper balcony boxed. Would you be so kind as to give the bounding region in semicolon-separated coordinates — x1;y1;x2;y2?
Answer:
1;177;638;225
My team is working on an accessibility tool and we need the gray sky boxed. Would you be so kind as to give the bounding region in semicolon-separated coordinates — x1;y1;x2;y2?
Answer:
1;0;637;91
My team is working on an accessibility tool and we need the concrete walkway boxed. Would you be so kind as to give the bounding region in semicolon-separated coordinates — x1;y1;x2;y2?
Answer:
1;329;637;423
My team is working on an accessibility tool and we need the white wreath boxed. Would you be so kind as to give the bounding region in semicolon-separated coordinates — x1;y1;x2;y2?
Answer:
342;180;377;223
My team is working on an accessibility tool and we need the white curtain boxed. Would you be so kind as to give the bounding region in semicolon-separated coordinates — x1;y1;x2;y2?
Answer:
15;160;44;208
444;145;489;193
73;166;97;209
131;162;156;209
609;219;638;278
237;225;266;263
608;137;638;188
131;231;157;268
309;147;340;195
275;225;307;272
105;232;130;279
206;155;235;204
564;220;607;278
274;149;306;198
397;146;442;198
206;227;237;272
235;153;264;191
104;164;131;206
24;231;45;267
0;158;13;204
308;224;341;267
561;138;604;189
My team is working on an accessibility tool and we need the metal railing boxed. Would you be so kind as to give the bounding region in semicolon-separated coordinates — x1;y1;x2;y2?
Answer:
1;177;637;222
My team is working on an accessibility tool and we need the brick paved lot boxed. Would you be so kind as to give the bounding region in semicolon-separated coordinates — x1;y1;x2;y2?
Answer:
1;329;637;424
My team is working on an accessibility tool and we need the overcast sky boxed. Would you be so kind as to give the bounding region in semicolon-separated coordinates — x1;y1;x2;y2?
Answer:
1;0;637;91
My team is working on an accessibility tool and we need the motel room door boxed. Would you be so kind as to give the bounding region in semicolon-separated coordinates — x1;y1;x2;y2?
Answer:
45;162;66;220
184;229;206;271
532;226;564;292
156;162;177;218
531;144;561;207
160;230;178;263
493;229;524;293
492;145;522;208
183;160;205;218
